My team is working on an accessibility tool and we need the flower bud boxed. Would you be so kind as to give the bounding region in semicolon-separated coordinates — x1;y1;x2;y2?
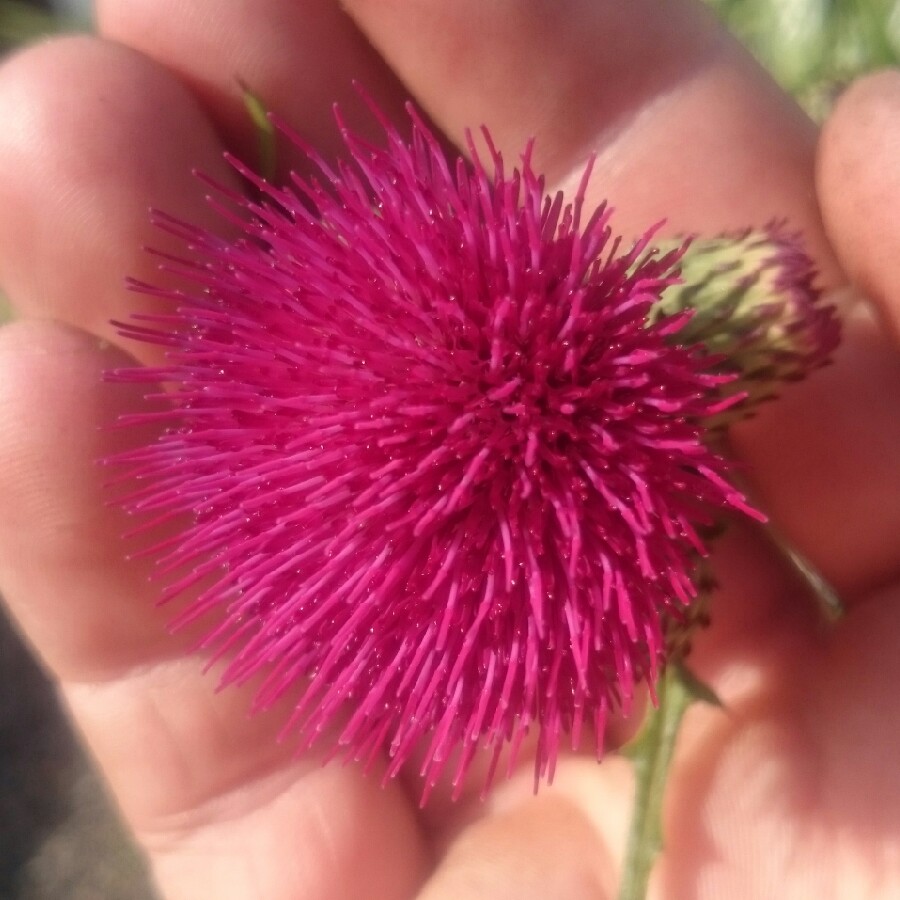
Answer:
652;226;840;421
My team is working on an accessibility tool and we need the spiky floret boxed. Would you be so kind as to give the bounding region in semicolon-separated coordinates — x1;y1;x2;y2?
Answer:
111;109;756;800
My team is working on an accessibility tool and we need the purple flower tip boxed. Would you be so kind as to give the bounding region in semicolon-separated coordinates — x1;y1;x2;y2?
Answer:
110;108;753;801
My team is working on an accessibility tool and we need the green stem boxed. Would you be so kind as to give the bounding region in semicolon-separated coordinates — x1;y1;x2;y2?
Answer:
618;664;705;900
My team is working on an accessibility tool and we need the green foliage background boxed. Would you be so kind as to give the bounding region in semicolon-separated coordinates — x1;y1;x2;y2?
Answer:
708;0;900;118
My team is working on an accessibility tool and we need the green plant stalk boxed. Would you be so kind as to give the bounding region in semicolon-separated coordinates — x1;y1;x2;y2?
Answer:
618;662;717;900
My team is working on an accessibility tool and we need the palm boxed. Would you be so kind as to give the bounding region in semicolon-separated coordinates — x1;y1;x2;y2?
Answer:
0;2;897;899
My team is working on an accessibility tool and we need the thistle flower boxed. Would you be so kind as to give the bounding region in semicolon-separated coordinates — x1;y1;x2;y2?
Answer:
112;109;761;801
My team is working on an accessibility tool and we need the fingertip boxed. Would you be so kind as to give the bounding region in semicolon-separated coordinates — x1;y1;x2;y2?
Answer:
818;68;900;338
0;34;233;358
417;778;619;900
819;68;900;164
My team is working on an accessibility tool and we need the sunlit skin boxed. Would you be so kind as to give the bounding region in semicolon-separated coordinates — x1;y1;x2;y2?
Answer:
0;2;897;898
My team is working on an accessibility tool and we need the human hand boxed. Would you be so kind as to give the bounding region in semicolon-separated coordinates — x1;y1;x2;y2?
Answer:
0;2;897;898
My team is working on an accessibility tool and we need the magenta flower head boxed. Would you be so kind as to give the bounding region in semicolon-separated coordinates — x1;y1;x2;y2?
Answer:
111;107;758;801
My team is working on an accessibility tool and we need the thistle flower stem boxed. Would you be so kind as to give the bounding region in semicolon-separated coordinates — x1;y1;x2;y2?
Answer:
618;663;704;900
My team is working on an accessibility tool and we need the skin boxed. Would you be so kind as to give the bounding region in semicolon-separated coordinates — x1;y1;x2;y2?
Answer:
0;1;897;897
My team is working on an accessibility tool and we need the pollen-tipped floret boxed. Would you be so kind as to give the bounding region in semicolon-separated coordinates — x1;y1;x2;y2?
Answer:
112;110;756;800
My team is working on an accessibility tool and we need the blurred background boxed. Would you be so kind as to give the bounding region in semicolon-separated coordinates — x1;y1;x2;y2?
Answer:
0;1;897;898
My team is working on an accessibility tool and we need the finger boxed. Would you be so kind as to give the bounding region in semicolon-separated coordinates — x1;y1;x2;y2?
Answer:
67;659;430;900
640;584;900;898
818;70;900;339
0;36;235;362
415;770;619;900
0;321;429;899
0;321;289;804
0;321;177;679
96;0;411;176
342;0;837;262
